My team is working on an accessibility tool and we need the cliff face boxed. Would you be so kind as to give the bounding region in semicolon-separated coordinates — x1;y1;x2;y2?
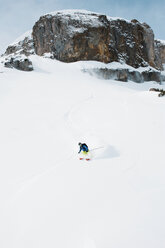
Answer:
32;11;111;63
32;10;161;69
1;10;165;74
154;40;165;70
109;19;155;68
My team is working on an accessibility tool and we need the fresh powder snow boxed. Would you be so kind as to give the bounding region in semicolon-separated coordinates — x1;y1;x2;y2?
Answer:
0;55;165;248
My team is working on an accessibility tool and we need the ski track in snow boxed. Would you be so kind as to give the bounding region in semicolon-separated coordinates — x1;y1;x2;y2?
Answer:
64;94;94;139
11;94;99;202
64;92;120;161
0;56;165;248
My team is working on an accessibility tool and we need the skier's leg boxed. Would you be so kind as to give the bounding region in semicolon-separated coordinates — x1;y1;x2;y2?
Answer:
86;151;91;161
79;151;85;160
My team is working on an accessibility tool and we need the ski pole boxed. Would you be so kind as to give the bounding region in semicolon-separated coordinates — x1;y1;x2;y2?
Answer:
90;146;104;152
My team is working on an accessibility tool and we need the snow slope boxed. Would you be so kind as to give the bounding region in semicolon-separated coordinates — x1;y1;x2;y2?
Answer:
0;56;165;248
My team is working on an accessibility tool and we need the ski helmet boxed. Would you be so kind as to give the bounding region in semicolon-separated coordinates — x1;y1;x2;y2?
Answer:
78;142;82;146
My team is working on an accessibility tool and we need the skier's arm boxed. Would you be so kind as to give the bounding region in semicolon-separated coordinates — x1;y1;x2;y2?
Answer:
78;147;82;153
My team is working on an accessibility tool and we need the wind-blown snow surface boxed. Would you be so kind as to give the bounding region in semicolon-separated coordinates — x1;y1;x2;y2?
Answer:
0;56;165;248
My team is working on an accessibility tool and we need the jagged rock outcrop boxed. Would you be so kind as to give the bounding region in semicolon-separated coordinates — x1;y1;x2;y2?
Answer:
4;57;33;71
109;19;156;68
1;31;34;71
4;32;34;57
1;10;165;78
149;88;165;97
32;10;160;69
154;40;165;70
83;66;163;83
32;11;111;63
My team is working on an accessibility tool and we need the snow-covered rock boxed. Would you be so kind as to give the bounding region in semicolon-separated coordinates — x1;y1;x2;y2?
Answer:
1;9;165;77
32;10;110;63
32;10;158;69
81;61;163;83
155;39;165;70
1;30;34;71
4;30;34;57
3;56;33;71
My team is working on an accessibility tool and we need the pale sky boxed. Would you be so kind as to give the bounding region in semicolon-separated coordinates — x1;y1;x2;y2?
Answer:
0;0;165;53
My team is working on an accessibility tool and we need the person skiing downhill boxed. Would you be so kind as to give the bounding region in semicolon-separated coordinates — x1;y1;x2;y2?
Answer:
78;142;90;160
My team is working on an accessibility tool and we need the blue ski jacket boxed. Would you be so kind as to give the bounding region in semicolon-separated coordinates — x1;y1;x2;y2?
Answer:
78;143;89;153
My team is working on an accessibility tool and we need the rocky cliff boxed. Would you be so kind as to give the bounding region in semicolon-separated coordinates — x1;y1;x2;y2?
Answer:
1;31;34;71
1;10;165;79
32;10;165;70
33;11;111;63
109;19;156;68
154;39;165;70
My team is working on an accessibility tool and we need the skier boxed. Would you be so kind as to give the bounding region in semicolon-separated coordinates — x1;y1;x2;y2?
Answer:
78;142;90;161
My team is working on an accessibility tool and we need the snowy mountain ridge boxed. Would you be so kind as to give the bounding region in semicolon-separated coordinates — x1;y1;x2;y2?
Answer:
45;9;131;23
1;9;165;81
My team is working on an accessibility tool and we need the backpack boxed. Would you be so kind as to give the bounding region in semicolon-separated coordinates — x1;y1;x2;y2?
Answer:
81;143;89;152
